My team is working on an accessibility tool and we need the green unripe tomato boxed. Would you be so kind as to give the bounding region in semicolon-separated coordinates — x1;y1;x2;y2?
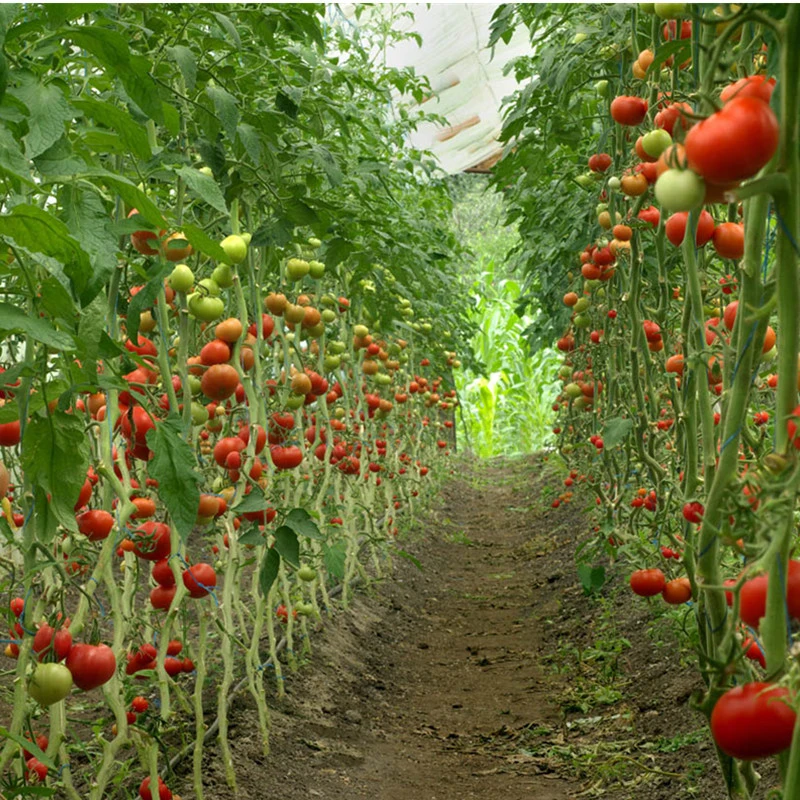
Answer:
285;331;295;343
241;232;252;245
307;322;326;339
323;354;341;371
198;166;214;177
220;234;248;265
297;565;317;582
353;324;369;338
595;79;609;96
559;365;572;379
565;382;583;399
596;287;606;299
320;294;337;308
334;407;346;419
596;202;609;216
655;169;705;212
296;602;315;617
398;297;411;308
584;279;600;290
286;258;310;281
642;129;673;158
607;176;621;191
285;393;305;410
211;263;235;289
197;278;221;298
28;663;73;706
420;322;433;334
639;2;655;12
188;294;225;322
762;345;777;362
321;309;337;324
654;2;686;19
573;395;590;410
374;373;392;386
401;307;414;318
572;32;588;44
328;340;346;355
168;264;194;293
308;237;322;248
576;173;594;188
308;260;325;279
188;375;202;395
191;401;209;425
573;313;591;329
574;297;590;313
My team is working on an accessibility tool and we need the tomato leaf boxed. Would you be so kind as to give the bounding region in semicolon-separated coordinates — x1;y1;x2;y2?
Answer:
283;508;323;539
0;204;93;296
232;487;268;513
577;563;605;595
323;540;347;580
145;416;201;542
0;725;56;769
205;85;239;141
0;302;74;351
10;72;73;159
177;167;228;215
258;547;280;596
22;411;89;537
396;549;423;571
237;525;265;547
273;525;299;567
72;98;152;160
602;417;633;449
167;45;197;91
181;223;229;263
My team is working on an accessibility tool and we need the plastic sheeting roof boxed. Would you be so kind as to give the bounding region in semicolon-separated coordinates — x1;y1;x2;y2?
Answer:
339;4;531;174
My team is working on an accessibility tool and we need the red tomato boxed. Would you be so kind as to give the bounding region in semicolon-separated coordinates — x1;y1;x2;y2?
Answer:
610;96;648;126
713;222;745;260
664;210;715;247
151;559;176;587
32;624;73;663
149;585;176;611
637;206;661;228
588;153;612;173
711;683;795;760
654;102;692;136
131;521;172;562
685;96;779;184
720;75;776;105
270;445;304;470
662;577;692;605
739;560;800;628
182;563;217;598
65;643;116;691
0;420;21;447
77;509;115;542
629;568;666;597
139;776;173;800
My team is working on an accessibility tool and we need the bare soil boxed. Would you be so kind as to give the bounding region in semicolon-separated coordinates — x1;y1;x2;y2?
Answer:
184;455;758;800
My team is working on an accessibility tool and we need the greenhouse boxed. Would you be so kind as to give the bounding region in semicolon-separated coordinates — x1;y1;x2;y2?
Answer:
0;3;797;798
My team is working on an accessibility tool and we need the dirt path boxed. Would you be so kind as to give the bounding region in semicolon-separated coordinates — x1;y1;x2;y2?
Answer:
192;456;727;800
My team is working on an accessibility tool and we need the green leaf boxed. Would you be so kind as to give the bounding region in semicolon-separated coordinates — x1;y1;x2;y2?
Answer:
273;525;299;567
0;302;74;350
258;547;280;596
275;89;299;119
237;525;266;547
59;185;118;303
22;411;89;537
78;170;165;229
602;417;634;448
72;98;151;160
236;123;262;164
396;549;423;571
76;293;107;363
206;85;239;141
38;276;76;325
145;416;201;542
177;167;228;215
167;44;197;91
232;486;268;513
577;563;605;596
211;11;242;48
283;508;323;539
0;125;33;184
0;725;56;769
649;39;692;74
65;28;164;124
181;223;229;262
323;540;347;580
10;72;73;159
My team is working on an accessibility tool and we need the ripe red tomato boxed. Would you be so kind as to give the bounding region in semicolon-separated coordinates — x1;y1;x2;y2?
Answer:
149;585;176;611
664;210;715;247
739;560;800;628
637;206;660;228
610;96;648;126
629;568;666;597
0;420;21;447
139;776;173;800
588;152;612;172
33;624;73;662
182;563;217;598
128;209;163;256
654;101;691;136
200;363;240;401
712;222;745;260
131;521;172;562
77;509;115;542
270;445;304;470
151;558;176;587
685;96;779;184
131;695;149;713
662;577;692;605
65;643;116;690
720;75;776;105
711;683;796;760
